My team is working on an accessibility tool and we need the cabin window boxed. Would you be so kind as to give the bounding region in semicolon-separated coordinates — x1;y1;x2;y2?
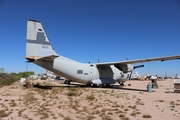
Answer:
77;70;83;74
84;73;88;75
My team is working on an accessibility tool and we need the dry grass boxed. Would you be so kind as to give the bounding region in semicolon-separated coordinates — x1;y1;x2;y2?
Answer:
10;100;17;107
0;110;9;117
135;100;144;105
86;94;95;101
142;114;152;118
155;100;164;102
130;112;137;116
23;93;37;104
67;87;82;96
0;80;179;120
119;114;125;118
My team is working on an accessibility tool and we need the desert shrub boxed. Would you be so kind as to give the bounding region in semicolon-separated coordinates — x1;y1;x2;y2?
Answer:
0;73;8;78
0;74;20;86
0;110;9;117
67;91;78;96
86;94;95;101
41;76;48;80
142;114;152;118
67;87;82;96
119;114;125;117
17;71;34;78
0;71;34;87
159;100;164;102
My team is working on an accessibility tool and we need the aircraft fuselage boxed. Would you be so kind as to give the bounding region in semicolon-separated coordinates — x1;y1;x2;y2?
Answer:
34;56;132;84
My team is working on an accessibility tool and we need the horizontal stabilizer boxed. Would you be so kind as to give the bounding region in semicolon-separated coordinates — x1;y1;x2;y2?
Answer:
25;55;59;62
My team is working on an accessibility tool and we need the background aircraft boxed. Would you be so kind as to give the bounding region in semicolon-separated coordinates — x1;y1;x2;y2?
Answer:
172;74;180;79
25;20;180;87
130;71;141;80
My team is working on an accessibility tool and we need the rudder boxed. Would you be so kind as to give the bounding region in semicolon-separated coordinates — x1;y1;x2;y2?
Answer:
26;20;57;57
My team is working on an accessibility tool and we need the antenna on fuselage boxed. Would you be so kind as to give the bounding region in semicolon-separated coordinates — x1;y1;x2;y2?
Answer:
98;59;100;63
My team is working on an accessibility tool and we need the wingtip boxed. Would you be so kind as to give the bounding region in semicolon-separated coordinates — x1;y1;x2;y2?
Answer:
27;19;40;23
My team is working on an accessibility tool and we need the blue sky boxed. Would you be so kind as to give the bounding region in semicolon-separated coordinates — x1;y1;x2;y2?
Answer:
0;0;180;77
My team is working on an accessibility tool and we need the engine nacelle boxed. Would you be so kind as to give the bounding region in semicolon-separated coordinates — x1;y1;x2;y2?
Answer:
114;64;133;73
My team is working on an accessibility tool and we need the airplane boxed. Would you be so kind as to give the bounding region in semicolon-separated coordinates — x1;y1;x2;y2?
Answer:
44;69;57;79
130;71;141;80
172;74;180;79
25;19;180;87
44;69;66;80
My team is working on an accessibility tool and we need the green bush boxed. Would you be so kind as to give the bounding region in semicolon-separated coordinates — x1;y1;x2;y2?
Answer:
17;71;34;78
0;74;20;86
0;71;34;87
41;76;48;80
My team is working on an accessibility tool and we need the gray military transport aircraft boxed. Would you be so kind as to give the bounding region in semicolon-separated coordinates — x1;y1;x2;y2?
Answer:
25;19;180;87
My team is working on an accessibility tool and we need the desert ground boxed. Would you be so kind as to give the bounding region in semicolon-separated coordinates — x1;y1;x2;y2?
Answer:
0;79;180;120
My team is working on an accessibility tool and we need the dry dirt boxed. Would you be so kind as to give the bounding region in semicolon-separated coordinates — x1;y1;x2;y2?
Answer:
0;79;180;120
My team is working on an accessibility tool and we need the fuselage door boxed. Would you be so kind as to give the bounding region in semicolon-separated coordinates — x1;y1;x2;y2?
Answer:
89;65;96;80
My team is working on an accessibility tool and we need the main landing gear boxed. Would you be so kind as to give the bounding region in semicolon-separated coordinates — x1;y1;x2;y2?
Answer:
119;82;126;86
64;80;71;84
86;84;111;88
99;84;111;88
86;84;98;87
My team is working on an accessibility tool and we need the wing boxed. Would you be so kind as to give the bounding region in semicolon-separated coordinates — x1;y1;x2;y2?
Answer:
25;55;59;62
96;55;180;66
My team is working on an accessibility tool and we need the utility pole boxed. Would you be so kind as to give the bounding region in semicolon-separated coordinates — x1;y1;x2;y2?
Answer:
148;62;150;75
26;63;28;78
165;71;167;78
26;64;28;72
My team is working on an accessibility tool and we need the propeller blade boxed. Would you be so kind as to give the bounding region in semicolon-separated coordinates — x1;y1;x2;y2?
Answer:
134;65;144;69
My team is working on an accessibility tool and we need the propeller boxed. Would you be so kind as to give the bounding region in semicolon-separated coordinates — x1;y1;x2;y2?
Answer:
134;64;144;69
130;65;144;79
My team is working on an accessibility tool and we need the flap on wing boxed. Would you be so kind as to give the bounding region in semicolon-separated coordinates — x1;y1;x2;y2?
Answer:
96;55;180;67
25;55;59;61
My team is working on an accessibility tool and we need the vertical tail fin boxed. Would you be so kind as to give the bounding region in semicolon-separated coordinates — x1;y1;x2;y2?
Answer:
26;20;58;58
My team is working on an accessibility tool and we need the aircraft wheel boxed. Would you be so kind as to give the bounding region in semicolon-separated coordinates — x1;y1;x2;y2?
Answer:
92;84;97;87
105;84;111;88
86;83;91;87
119;82;125;86
64;80;70;84
99;84;104;88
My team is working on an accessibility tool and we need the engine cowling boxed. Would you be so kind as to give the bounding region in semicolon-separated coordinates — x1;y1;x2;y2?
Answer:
114;64;133;73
